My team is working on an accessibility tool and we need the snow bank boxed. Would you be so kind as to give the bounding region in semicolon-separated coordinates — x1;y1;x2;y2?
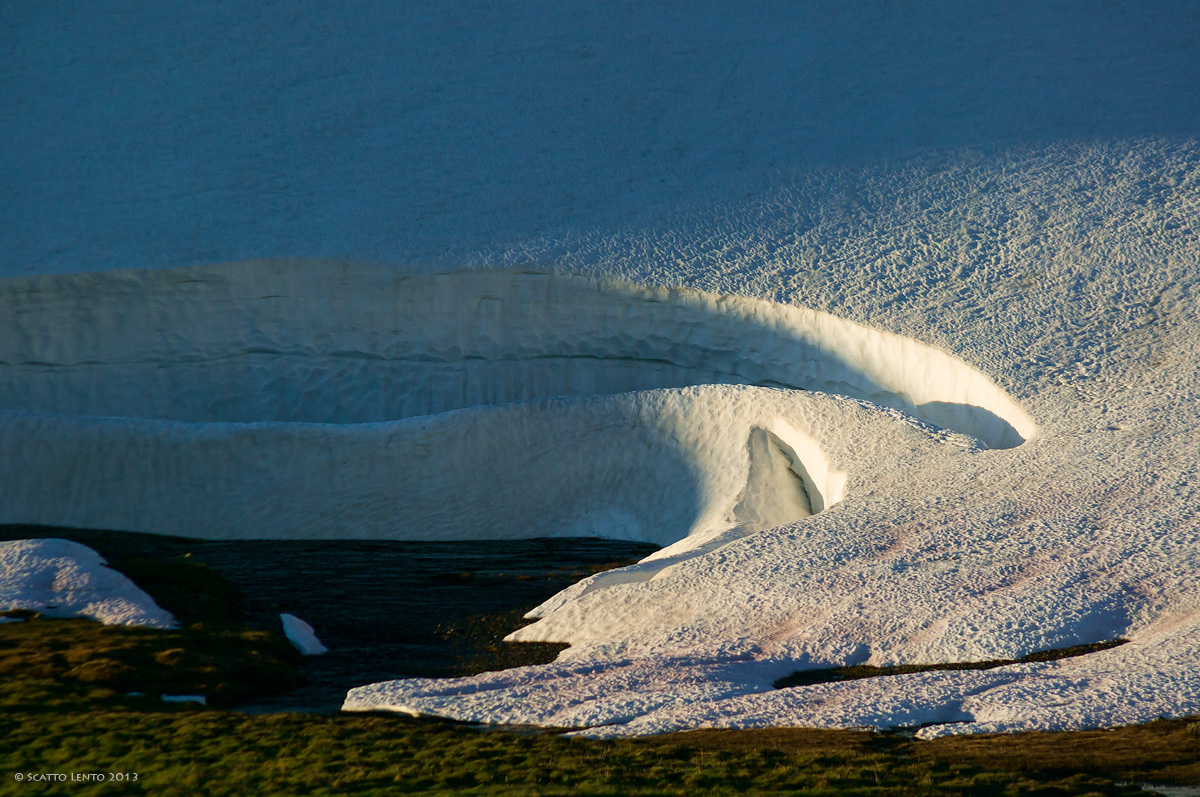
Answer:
0;264;1032;448
0;263;1031;547
0;383;906;550
0;539;176;628
344;140;1200;732
548;616;1200;739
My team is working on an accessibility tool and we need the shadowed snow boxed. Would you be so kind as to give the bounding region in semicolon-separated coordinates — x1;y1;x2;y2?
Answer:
0;265;1033;448
0;263;1029;550
3;0;1199;740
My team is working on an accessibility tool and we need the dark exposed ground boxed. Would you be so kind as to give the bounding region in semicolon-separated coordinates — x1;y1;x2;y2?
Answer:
775;639;1130;690
0;525;657;712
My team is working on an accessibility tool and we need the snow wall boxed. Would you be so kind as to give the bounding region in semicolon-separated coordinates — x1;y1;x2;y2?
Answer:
0;260;1034;546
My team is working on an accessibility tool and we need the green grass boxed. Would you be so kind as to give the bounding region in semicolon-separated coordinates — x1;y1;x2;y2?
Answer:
0;555;300;710
0;612;302;710
2;707;1197;795
4;609;1196;796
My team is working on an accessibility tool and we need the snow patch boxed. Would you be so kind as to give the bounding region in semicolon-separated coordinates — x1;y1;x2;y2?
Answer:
0;539;176;628
281;613;328;656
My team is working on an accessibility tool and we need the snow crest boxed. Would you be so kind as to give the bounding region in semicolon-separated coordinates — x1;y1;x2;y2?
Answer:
0;265;1032;447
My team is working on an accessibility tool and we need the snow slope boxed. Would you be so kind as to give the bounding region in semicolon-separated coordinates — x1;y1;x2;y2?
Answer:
4;2;1199;736
3;2;1197;276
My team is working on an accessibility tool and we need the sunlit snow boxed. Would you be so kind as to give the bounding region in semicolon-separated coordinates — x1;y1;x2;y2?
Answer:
2;1;1198;737
0;539;175;629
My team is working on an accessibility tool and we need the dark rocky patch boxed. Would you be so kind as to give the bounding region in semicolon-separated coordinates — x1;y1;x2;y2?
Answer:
2;524;656;712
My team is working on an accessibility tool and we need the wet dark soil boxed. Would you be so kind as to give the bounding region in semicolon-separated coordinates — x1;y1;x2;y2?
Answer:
1;525;657;713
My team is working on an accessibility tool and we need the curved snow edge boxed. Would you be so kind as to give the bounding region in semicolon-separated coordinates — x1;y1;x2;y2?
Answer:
0;262;1035;449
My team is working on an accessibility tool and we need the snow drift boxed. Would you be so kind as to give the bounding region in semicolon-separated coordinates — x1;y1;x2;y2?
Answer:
0;264;1032;446
5;0;1200;741
341;141;1200;734
0;263;1030;547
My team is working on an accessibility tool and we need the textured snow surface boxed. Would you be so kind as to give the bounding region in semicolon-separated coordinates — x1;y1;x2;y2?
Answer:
0;265;1031;446
4;1;1200;736
4;2;1197;275
0;539;176;628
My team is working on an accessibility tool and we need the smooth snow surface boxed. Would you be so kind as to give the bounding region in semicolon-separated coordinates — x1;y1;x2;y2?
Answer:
280;613;328;656
0;539;175;628
5;1;1200;737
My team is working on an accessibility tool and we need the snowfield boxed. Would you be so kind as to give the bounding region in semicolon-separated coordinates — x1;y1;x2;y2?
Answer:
3;2;1199;736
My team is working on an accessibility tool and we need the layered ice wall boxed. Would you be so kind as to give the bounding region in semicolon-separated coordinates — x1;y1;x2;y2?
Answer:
0;261;1032;441
0;261;1031;546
